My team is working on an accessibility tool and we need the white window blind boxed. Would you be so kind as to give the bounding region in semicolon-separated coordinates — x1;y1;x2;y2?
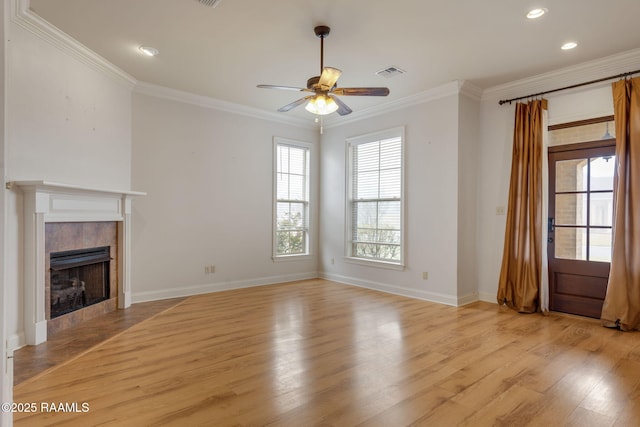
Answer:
274;140;310;257
348;129;403;263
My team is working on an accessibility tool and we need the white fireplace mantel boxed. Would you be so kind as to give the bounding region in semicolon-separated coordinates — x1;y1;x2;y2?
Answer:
10;180;146;345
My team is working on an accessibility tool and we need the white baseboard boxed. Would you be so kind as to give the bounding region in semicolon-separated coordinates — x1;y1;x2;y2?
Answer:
457;291;480;306
321;272;477;307
131;272;319;303
7;332;25;352
478;291;497;303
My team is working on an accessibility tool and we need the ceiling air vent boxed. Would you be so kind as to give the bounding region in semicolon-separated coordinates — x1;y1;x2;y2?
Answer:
376;66;406;78
197;0;222;7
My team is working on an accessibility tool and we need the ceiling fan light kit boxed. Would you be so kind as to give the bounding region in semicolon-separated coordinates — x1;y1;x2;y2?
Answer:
305;94;339;115
257;25;390;117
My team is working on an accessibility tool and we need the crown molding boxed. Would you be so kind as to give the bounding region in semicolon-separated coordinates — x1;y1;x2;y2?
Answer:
134;81;315;130
458;80;483;101
482;48;640;103
323;80;465;129
10;0;136;89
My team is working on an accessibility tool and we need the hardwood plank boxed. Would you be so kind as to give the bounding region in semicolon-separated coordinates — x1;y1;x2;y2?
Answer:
13;297;187;385
12;279;640;426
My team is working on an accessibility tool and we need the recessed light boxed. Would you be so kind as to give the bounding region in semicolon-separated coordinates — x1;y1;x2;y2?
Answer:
526;8;547;19
561;42;578;50
139;46;159;57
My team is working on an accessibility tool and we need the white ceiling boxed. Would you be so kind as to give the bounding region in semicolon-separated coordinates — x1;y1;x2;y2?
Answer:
29;0;640;120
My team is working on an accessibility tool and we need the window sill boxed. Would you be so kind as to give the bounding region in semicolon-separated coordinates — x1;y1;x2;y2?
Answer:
273;254;313;263
345;257;405;271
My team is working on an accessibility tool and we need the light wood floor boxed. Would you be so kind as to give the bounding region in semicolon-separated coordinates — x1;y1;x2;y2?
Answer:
13;297;187;385
13;279;640;426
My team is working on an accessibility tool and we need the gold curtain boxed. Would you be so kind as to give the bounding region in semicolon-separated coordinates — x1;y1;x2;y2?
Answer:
497;99;548;313
601;77;640;331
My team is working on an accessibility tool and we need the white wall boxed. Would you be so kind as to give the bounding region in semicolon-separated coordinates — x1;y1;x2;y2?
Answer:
319;90;467;305
6;26;132;188
130;91;320;301
4;17;134;351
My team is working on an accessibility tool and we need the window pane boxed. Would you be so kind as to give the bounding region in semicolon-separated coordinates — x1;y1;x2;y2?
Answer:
277;231;305;255
378;244;401;261
590;192;613;226
354;242;376;258
590;156;615;191
288;231;305;254
277;202;305;228
355;201;377;231
377;230;401;245
555;227;587;261
590;228;612;262
555;194;586;226
353;243;401;261
356;144;379;171
356;227;377;243
277;146;290;173
556;159;588;192
356;171;379;199
288;147;305;175
289;174;305;200
378;201;401;230
380;138;402;169
276;173;289;199
379;168;401;198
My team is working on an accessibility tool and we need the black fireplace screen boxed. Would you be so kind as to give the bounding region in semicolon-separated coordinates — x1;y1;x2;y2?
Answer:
50;246;110;318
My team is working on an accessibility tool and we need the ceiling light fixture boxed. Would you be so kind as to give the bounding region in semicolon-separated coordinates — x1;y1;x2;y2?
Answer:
526;8;548;19
139;46;159;57
561;41;578;50
305;95;339;115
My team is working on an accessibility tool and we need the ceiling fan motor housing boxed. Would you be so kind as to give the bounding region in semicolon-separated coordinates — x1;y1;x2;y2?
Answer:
314;26;330;38
307;76;321;90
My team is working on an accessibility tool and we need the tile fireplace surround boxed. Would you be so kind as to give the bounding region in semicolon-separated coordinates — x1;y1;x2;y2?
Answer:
11;181;145;345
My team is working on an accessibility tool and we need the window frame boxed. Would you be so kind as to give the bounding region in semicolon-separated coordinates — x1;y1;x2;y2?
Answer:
345;127;405;269
273;137;312;261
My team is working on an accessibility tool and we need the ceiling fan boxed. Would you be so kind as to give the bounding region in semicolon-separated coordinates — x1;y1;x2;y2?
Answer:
257;26;390;116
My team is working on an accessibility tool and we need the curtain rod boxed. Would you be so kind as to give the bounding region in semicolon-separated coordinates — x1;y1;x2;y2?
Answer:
498;69;640;105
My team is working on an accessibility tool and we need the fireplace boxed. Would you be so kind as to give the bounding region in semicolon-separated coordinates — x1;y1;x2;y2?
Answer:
44;221;119;335
50;246;111;318
12;180;145;345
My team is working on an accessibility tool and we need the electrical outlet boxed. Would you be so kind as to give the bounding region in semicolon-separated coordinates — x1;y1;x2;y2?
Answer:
422;272;428;280
331;257;335;265
204;265;216;274
496;206;506;215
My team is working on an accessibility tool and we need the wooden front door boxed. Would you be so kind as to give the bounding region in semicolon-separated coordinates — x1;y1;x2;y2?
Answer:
548;141;615;318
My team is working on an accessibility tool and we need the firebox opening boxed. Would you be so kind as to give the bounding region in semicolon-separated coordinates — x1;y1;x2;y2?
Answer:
50;246;111;319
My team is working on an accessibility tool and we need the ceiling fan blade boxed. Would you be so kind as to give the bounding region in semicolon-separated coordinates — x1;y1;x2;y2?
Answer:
329;95;352;116
332;87;390;96
277;96;313;112
257;84;313;92
318;67;342;90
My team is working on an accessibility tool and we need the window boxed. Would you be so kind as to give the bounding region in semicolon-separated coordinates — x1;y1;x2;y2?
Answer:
274;138;311;258
347;128;404;266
